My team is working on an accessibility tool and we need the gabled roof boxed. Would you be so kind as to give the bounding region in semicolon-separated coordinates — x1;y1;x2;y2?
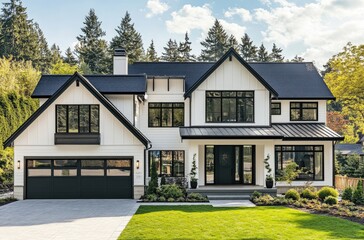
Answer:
32;74;147;98
4;72;151;148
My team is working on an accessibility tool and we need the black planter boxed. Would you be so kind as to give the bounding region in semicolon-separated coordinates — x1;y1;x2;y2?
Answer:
266;179;274;188
190;181;198;189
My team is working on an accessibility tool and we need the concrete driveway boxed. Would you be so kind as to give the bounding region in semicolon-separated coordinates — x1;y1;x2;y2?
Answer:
0;199;139;240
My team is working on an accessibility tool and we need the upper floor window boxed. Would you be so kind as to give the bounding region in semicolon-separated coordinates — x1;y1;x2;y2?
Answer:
56;105;99;133
271;102;281;115
290;102;318;121
206;91;254;123
148;103;184;127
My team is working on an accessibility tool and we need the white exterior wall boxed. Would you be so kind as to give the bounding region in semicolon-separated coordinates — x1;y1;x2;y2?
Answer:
272;100;327;123
191;56;270;126
105;94;134;123
13;82;145;199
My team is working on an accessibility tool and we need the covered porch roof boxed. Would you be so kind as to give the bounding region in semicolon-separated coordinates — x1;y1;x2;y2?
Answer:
180;123;344;141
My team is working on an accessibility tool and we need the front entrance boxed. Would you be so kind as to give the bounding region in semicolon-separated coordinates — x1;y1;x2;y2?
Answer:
205;145;255;185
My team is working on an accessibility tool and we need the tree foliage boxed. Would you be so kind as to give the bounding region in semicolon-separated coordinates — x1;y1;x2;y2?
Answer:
145;40;159;62
240;33;257;61
178;32;195;62
269;43;284;62
161;39;179;62
49;61;81;74
63;47;77;65
257;43;270;62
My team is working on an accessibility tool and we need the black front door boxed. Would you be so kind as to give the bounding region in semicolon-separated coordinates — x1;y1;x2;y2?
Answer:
215;146;235;184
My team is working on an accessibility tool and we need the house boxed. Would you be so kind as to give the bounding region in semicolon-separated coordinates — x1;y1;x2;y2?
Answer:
335;133;364;160
4;48;343;200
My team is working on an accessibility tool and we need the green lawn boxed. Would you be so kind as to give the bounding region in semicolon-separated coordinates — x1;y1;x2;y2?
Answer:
119;206;364;240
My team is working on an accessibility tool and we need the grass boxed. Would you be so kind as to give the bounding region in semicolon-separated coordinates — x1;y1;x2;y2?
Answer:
119;206;364;240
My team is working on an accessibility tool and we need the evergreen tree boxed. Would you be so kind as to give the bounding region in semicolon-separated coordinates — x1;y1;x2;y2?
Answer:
33;22;51;72
110;12;144;63
161;39;179;62
257;43;270;62
269;43;284;62
145;40;159;62
178;32;195;62
227;34;239;52
200;19;230;61
240;33;257;62
291;55;305;62
75;9;110;74
50;44;62;65
63;47;77;65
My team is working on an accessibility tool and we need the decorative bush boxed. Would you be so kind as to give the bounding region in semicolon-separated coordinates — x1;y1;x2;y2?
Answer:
157;184;184;199
324;196;338;205
342;187;353;201
147;194;158;202
187;192;207;201
167;197;175;202
160;175;166;185
251;191;262;200
317;187;339;200
147;160;158;195
158;196;166;202
176;197;185;202
254;194;274;205
352;180;364;205
285;189;300;200
301;188;318;200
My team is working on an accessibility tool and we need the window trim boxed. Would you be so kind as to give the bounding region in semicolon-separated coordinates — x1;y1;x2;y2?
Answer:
290;102;318;121
275;145;324;181
271;102;281;115
148;150;185;177
148;102;185;128
205;91;255;123
56;104;100;133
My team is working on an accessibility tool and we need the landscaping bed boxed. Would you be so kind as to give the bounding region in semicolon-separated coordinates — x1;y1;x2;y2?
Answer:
0;197;17;206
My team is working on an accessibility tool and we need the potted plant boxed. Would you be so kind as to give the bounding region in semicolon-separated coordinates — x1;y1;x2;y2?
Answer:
189;154;198;189
264;154;274;188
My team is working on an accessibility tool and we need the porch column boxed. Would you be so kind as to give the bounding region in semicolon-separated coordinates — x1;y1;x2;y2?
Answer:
187;142;199;187
263;141;275;187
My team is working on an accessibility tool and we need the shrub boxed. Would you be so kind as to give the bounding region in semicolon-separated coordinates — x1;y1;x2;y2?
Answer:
353;180;364;205
324;196;338;205
146;194;158;202
176;197;185;202
157;184;184;199
301;188;318;200
254;194;274;205
147;160;158;195
187;192;207;201
342;187;353;201
285;189;300;200
167;197;175;202
158;196;166;202
317;187;339;200
250;191;262;200
160;175;166;185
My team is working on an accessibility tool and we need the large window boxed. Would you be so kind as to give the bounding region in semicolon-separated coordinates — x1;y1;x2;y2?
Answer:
149;150;185;177
56;105;99;133
148;103;184;127
290;102;318;121
275;145;324;181
271;102;281;115
206;91;254;123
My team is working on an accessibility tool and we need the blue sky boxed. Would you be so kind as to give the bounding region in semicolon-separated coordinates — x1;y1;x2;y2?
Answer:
6;0;364;68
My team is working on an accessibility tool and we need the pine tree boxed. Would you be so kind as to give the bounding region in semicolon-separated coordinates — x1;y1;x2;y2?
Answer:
227;34;239;52
200;19;230;61
161;39;179;62
240;33;257;62
33;22;51;73
269;43;284;62
50;44;62;65
291;55;305;62
178;32;195;62
145;40;159;62
257;43;270;62
75;9;110;74
110;12;144;63
63;47;77;65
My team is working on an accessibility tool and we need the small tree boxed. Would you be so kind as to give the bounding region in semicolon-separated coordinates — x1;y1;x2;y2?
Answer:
353;179;364;205
276;161;300;186
147;159;158;195
189;154;198;182
264;154;273;181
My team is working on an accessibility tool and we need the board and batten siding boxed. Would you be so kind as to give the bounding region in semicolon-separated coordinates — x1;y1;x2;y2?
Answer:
271;100;327;123
191;56;270;126
104;95;134;123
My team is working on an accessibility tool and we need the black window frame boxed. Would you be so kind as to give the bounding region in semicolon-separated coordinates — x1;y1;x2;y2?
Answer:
205;91;254;123
275;145;324;181
271;102;281;115
56;104;100;133
148;102;184;127
290;102;318;121
148;150;185;177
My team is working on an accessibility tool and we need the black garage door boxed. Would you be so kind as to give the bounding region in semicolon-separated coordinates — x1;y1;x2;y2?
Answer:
26;158;133;199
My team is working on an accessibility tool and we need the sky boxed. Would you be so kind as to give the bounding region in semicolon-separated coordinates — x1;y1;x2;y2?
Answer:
7;0;364;68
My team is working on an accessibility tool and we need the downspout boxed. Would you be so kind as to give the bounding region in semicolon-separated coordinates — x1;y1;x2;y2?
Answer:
144;143;153;189
332;140;337;188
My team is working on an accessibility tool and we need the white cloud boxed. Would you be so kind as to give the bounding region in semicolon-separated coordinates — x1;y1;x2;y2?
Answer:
253;0;364;67
146;0;169;18
225;8;252;22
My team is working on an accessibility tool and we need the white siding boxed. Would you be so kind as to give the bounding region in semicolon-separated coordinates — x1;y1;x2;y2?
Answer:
272;100;327;123
105;95;134;123
191;55;270;126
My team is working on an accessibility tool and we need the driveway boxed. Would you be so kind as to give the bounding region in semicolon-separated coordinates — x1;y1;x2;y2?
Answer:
0;199;139;240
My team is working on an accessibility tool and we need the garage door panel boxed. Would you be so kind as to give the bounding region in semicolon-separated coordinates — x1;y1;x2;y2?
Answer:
27;178;52;199
80;177;107;198
107;177;132;198
53;177;80;199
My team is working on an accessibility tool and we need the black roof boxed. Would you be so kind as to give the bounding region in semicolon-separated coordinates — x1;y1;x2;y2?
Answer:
4;72;151;148
335;144;364;155
180;123;343;141
32;74;147;98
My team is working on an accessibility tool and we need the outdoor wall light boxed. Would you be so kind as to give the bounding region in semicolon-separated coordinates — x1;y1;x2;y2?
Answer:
136;160;140;169
17;160;20;169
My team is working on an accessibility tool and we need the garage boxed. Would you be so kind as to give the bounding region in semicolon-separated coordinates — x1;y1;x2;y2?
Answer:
26;158;133;199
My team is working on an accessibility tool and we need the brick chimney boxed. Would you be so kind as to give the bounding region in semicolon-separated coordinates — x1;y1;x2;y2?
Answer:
113;49;128;75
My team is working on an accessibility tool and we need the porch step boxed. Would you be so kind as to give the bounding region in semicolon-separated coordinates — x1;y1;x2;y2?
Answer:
207;194;250;200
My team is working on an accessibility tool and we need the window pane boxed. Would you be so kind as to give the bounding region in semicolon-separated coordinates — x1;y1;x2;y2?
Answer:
173;151;184;177
107;160;130;168
206;98;221;122
173;108;184;127
222;98;236;122
315;152;323;180
28;169;51;177
149;108;161;127
54;160;77;167
302;109;317;120
161;108;173;127
81;160;104;168
107;169;130;176
56;106;67;133
81;169;104;176
206;146;214;184
243;146;253;184
27;160;51;168
79;105;90;133
222;92;236;97
290;109;301;121
161;151;172;176
206;91;220;97
149;151;161;175
90;105;99;133
237;98;254;122
54;169;77;176
68;105;79;133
